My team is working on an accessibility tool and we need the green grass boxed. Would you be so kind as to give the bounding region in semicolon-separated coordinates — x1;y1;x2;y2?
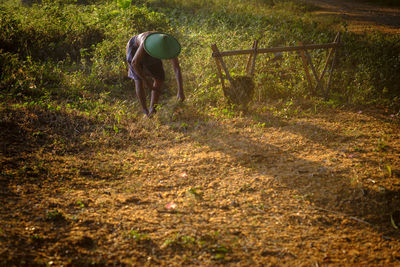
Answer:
1;0;399;116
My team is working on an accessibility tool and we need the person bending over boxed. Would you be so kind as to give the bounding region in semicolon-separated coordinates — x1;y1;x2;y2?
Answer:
126;31;184;117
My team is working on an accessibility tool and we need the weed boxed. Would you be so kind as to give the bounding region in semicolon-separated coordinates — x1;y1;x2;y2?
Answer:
113;124;119;134
180;122;189;128
181;235;196;245
187;187;203;200
161;233;182;249
210;106;236;119
117;0;131;9
255;122;266;128
212;245;229;260
128;230;149;242
386;165;392;177
76;201;85;209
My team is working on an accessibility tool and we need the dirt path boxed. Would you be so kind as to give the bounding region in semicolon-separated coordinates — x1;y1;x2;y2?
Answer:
1;102;400;265
301;0;400;33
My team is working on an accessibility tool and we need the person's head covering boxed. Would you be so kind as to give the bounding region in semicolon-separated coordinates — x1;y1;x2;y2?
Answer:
144;32;181;59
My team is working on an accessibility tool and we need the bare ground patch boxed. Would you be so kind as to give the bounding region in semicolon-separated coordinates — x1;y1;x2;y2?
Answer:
1;102;400;266
301;0;400;34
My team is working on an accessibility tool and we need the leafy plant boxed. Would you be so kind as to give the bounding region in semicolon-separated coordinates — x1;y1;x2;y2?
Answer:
212;245;229;260
386;165;392;177
116;0;131;9
76;201;85;209
128;230;149;242
187;187;203;199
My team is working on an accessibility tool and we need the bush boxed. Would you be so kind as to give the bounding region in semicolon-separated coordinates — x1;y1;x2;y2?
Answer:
0;2;105;62
0;52;62;100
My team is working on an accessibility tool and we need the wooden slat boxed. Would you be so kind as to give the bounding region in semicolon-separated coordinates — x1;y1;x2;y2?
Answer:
211;44;233;83
304;49;320;84
213;53;225;89
298;43;313;94
246;41;257;74
250;40;258;76
212;42;341;57
315;33;340;91
325;33;341;99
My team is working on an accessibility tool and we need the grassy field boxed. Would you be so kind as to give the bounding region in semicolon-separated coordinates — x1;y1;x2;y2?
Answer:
1;0;400;265
1;0;400;109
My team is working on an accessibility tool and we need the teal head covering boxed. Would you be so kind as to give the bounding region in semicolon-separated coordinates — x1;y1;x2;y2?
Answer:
144;32;181;59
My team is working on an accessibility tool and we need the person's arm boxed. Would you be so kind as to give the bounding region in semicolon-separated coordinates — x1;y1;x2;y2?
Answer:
171;57;184;101
131;42;153;90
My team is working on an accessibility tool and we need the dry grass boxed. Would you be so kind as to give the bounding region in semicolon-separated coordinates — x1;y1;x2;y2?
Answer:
1;101;400;266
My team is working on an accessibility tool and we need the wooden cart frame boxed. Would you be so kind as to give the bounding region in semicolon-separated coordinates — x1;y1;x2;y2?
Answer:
211;33;341;98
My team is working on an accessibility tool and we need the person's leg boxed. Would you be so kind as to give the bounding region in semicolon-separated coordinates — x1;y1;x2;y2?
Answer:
149;78;163;115
134;79;149;116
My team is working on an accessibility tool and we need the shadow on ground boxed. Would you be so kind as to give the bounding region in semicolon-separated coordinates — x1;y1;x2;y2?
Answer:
168;105;400;237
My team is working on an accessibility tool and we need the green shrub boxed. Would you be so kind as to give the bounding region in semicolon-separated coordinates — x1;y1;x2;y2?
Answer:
0;1;105;61
0;52;62;100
